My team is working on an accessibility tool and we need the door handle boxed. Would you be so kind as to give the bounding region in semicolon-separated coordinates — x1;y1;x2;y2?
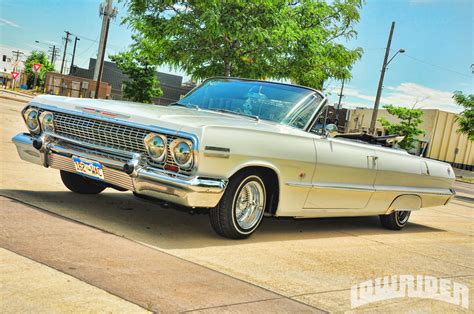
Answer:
367;155;378;167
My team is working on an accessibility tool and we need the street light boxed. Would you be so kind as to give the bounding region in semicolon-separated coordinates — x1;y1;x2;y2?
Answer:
35;41;59;66
386;48;405;67
369;21;406;135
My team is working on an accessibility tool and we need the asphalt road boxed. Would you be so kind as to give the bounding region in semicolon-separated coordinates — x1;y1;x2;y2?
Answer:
1;97;473;312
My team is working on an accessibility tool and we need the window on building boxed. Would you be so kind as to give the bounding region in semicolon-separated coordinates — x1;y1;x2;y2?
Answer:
2;55;6;62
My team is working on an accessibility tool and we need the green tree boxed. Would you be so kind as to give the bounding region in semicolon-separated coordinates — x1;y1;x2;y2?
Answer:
24;50;54;89
453;91;474;140
378;105;424;151
123;0;363;89
110;50;163;103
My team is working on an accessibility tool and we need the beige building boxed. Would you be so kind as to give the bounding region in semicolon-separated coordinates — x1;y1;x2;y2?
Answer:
44;72;112;99
345;108;473;171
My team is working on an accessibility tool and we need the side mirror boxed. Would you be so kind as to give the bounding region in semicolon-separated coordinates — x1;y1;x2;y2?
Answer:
324;124;338;138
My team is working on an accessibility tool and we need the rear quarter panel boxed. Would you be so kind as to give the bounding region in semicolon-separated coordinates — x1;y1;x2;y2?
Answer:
370;146;455;212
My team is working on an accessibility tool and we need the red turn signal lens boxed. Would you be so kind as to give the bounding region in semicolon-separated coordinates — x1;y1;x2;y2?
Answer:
164;164;179;172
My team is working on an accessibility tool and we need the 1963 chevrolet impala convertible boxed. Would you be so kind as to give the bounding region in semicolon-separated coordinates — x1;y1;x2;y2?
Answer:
12;78;455;239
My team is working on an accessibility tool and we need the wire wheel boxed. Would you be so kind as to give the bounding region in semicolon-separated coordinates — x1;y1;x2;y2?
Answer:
396;210;410;225
233;177;266;231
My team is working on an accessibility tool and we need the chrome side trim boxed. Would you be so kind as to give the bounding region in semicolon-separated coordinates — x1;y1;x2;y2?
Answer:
204;146;231;159
314;182;374;191
286;181;454;196
374;185;454;196
286;181;313;188
204;146;230;152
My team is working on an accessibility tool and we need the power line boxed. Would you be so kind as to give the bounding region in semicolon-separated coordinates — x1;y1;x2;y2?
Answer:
402;54;471;78
71;32;121;52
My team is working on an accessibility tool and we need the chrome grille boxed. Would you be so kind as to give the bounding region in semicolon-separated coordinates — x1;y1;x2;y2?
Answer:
37;109;191;175
53;112;148;153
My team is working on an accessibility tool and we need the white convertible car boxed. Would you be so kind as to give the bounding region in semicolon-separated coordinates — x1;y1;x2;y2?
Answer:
13;78;455;239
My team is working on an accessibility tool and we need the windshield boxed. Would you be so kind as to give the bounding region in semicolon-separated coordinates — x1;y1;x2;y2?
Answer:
177;78;324;129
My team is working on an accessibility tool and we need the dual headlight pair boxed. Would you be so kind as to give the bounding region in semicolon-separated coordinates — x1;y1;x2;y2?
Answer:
23;108;193;170
23;108;54;134
144;133;194;170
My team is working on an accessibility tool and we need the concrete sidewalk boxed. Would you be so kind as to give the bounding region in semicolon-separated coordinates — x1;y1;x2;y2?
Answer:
1;248;148;313
0;197;318;313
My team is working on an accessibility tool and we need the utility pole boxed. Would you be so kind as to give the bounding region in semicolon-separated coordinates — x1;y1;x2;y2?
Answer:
60;31;72;74
11;50;24;72
48;45;59;68
335;79;345;128
11;50;24;90
369;21;396;135
93;0;117;99
69;36;80;75
50;45;56;64
337;79;345;109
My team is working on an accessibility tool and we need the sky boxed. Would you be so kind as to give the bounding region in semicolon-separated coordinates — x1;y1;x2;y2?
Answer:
0;0;472;113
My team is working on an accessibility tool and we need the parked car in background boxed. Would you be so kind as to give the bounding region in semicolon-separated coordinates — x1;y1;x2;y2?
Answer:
13;78;455;239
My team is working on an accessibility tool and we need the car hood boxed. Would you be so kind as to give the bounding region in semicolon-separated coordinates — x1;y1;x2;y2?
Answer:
31;95;301;137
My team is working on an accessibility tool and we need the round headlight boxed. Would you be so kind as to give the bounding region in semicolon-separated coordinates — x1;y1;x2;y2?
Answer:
144;133;167;162
23;108;40;134
40;111;54;132
171;139;193;169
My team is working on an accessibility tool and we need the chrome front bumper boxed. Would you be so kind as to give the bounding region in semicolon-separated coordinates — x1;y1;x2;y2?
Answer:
12;133;227;208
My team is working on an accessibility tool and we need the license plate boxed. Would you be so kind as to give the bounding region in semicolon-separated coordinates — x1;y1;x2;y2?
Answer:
72;156;104;180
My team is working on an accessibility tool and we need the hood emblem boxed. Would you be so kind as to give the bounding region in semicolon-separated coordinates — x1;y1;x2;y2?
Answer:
76;106;130;119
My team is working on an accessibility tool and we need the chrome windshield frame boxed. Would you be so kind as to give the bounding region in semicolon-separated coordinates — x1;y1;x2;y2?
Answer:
180;77;327;131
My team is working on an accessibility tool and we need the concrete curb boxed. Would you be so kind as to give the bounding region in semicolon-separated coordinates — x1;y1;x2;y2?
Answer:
0;95;31;103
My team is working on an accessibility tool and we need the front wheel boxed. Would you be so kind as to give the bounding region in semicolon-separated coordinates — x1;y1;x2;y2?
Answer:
60;170;106;194
210;171;266;239
379;210;411;230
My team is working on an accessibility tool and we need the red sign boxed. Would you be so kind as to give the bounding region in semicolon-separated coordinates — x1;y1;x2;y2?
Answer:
11;71;19;80
33;63;42;72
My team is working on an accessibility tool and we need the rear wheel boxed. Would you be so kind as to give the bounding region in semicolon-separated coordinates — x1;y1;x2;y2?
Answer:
380;210;411;230
210;171;266;239
60;170;106;194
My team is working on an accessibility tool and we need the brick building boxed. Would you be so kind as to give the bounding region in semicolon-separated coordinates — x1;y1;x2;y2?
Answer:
71;58;195;104
44;72;112;99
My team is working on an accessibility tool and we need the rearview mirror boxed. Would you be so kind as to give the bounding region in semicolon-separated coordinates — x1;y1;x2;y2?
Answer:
324;124;338;138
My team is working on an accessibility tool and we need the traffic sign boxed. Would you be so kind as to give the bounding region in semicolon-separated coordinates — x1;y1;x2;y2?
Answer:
11;72;19;80
33;63;42;72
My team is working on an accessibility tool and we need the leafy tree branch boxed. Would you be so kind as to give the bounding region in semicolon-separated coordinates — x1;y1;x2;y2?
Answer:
453;91;474;141
110;50;163;103
378;105;425;151
122;0;364;89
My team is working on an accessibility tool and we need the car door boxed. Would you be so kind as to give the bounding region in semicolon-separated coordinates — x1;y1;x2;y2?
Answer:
303;105;378;209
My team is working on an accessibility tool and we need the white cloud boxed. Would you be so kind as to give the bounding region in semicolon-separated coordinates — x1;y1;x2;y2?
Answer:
0;18;20;28
44;40;60;46
329;82;462;113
